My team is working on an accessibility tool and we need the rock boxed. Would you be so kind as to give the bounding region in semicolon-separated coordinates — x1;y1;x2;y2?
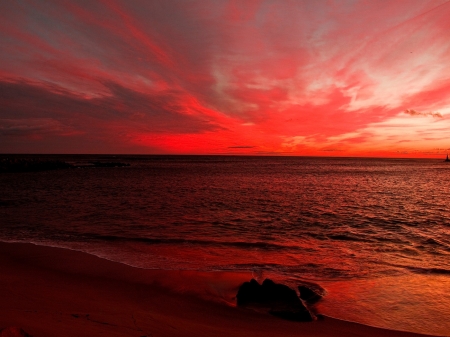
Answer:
0;326;33;337
261;279;301;306
236;278;262;306
236;278;316;321
269;306;315;322
298;284;324;304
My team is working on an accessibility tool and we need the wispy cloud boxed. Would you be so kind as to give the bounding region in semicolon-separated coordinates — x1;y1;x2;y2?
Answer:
404;109;443;118
0;118;70;136
228;146;256;149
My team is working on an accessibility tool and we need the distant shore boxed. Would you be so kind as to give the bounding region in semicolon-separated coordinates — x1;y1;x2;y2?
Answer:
0;155;129;172
0;242;433;337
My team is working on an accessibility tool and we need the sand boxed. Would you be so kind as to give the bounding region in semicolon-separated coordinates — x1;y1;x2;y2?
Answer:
0;242;433;337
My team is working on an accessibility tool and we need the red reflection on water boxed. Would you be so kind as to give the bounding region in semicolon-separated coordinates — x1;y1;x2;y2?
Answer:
317;275;450;336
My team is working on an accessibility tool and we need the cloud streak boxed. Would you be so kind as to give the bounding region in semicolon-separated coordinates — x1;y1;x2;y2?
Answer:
404;109;443;118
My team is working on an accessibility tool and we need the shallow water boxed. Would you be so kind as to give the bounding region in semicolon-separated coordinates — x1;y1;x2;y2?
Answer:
1;155;449;335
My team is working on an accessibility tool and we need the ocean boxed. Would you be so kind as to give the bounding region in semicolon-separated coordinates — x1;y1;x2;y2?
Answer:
1;155;449;335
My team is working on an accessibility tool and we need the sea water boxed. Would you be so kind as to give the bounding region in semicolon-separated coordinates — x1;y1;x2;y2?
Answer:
1;155;449;335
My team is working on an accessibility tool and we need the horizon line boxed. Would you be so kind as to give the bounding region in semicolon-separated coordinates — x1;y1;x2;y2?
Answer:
0;153;447;160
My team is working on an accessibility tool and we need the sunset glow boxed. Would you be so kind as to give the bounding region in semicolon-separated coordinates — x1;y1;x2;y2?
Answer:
1;0;450;157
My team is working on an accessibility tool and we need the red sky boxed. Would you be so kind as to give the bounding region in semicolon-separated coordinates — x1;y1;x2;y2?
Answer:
1;0;450;157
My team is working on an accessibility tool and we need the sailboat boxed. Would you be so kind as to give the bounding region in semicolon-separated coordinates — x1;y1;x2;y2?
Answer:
445;154;450;162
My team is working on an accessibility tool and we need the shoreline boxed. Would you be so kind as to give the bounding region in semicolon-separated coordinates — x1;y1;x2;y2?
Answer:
0;242;439;337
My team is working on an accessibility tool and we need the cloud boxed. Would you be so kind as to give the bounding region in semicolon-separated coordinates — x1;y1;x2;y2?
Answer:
403;109;443;118
0;79;224;134
228;145;256;149
0;118;69;136
320;148;344;152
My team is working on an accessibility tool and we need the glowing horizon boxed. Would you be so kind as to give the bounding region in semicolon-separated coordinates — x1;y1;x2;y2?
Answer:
1;0;450;157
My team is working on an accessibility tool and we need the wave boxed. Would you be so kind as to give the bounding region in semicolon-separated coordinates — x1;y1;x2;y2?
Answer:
424;237;448;248
372;236;411;245
406;266;450;275
85;233;298;251
374;260;450;276
214;262;355;279
327;234;373;243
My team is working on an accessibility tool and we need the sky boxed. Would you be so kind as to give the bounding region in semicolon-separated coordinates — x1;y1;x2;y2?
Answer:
1;0;450;157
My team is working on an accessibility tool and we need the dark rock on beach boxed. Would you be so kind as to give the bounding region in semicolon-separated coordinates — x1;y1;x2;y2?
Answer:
261;278;302;307
0;326;33;337
236;278;262;306
236;278;316;321
298;284;325;304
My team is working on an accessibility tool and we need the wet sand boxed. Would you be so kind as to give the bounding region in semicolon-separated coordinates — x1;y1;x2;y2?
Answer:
0;242;433;337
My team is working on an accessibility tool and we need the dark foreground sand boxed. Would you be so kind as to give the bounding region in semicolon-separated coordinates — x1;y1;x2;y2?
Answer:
0;242;433;337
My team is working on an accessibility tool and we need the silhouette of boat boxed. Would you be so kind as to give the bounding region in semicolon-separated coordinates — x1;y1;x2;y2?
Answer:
445;154;450;162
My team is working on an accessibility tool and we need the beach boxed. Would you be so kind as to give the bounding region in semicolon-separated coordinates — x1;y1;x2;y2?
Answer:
0;242;434;337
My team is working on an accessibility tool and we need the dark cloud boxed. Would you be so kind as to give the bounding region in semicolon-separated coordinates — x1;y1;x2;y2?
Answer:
0;79;223;136
0;118;68;136
228;145;256;149
404;109;443;118
320;148;344;152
